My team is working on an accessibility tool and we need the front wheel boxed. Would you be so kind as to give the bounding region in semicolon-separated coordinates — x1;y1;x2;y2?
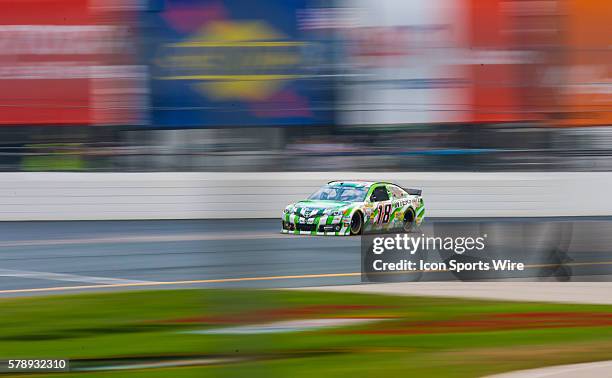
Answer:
350;211;363;235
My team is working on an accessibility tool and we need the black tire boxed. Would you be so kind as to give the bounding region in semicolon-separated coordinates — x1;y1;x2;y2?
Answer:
350;211;363;235
403;208;416;233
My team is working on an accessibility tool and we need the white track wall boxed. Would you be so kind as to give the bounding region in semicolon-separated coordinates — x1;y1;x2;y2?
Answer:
0;172;609;221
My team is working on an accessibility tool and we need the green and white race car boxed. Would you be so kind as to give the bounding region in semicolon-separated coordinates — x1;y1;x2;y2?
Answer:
281;181;425;236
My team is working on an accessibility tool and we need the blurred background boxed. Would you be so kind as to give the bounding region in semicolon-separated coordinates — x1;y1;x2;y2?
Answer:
0;0;610;172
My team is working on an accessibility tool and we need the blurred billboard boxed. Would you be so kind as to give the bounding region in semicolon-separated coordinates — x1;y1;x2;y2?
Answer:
467;0;561;123
337;0;470;125
337;0;565;126
558;0;612;126
0;0;145;125
140;0;334;127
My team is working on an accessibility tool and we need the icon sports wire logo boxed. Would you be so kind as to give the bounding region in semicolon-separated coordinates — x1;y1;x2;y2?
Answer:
371;234;487;255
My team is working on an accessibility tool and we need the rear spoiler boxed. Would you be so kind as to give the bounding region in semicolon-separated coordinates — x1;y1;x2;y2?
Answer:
404;188;422;196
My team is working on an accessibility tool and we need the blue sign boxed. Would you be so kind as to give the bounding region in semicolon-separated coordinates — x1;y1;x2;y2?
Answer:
140;0;334;127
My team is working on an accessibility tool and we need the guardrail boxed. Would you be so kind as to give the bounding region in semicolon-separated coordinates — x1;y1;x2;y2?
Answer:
0;172;609;220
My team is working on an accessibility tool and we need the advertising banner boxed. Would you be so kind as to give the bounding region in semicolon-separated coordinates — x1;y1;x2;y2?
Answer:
0;0;143;125
338;0;470;125
338;0;564;126
468;0;561;123
141;0;334;127
558;0;612;126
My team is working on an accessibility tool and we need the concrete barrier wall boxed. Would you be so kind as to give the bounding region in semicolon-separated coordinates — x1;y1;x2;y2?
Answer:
0;172;610;220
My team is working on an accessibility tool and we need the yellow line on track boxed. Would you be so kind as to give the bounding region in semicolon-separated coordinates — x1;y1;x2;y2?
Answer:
0;272;361;295
1;261;611;295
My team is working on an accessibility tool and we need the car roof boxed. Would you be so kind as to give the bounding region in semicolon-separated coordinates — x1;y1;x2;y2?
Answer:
327;180;395;188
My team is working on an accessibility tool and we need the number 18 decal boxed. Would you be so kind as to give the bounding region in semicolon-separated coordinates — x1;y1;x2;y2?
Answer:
376;203;392;224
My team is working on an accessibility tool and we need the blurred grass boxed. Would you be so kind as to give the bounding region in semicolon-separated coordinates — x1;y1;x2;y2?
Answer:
1;289;612;377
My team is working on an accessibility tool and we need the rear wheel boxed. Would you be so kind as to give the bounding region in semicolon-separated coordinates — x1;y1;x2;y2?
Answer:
403;209;416;233
350;211;363;235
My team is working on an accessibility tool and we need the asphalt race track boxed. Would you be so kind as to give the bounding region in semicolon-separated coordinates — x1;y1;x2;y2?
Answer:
0;218;611;297
0;219;362;294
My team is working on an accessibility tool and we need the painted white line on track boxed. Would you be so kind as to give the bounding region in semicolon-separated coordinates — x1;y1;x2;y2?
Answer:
0;232;299;248
484;360;612;378
0;269;153;285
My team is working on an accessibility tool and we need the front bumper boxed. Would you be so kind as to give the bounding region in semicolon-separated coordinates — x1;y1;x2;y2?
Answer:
281;214;351;236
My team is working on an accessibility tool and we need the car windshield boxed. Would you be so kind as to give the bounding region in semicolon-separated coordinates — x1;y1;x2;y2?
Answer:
308;185;368;202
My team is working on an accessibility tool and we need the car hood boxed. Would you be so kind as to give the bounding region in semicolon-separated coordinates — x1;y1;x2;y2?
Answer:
288;200;353;217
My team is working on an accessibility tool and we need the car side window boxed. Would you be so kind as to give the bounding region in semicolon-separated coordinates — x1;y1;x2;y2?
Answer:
370;186;390;202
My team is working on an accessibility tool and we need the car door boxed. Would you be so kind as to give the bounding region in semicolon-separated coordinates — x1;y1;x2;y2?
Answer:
387;184;412;229
367;185;394;231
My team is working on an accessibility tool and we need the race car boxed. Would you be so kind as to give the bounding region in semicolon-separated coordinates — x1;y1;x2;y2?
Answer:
281;181;424;235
